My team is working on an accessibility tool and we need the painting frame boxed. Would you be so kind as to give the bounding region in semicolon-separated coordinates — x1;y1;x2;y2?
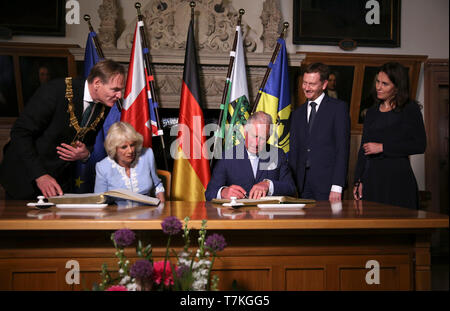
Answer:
0;0;66;36
0;42;78;120
293;0;401;48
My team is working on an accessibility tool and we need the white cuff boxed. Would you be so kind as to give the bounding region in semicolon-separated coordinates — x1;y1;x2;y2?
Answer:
217;186;226;199
155;184;165;194
263;179;274;196
331;185;342;193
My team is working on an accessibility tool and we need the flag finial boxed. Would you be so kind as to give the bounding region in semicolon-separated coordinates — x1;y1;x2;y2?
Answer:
190;1;196;21
238;9;245;24
282;22;289;37
135;2;142;15
84;14;95;34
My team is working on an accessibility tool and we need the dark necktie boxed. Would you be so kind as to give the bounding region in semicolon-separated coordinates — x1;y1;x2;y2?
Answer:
81;102;95;127
308;102;317;133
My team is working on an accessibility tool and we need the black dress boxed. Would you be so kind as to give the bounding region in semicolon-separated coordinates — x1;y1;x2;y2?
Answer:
354;101;426;209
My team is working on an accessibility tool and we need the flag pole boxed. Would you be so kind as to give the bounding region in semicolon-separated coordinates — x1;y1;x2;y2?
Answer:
251;22;289;113
83;15;105;58
83;14;123;111
210;9;245;168
135;2;169;171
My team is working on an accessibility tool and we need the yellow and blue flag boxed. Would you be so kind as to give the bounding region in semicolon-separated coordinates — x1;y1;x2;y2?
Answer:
255;38;291;153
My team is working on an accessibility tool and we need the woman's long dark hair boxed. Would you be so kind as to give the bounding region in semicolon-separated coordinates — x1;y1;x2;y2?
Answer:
373;62;411;111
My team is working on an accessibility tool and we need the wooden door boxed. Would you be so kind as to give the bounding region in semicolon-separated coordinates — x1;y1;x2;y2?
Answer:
424;59;449;256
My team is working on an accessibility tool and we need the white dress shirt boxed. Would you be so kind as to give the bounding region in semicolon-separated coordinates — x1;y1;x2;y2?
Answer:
83;80;96;112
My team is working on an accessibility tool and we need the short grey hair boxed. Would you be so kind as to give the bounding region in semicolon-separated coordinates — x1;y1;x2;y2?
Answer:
247;111;273;126
244;111;273;136
104;122;143;160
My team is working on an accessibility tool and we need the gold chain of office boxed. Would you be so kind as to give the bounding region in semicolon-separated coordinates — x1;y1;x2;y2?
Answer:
65;77;105;146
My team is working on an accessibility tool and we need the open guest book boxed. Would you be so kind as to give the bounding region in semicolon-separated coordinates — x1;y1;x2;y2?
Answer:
48;189;160;206
211;196;315;206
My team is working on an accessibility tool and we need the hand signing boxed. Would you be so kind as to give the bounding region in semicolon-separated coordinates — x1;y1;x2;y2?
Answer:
56;141;90;162
35;174;63;198
221;185;247;199
249;180;270;199
363;142;383;155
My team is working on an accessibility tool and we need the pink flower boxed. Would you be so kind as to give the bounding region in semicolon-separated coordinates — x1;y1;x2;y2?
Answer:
106;285;127;291
152;261;175;286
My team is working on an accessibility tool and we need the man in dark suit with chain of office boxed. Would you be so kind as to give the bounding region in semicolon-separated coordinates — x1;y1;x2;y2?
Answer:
0;59;125;199
289;63;350;201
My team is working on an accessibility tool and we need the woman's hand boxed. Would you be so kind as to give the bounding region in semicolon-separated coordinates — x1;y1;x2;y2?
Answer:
353;182;363;200
156;192;166;203
363;142;383;155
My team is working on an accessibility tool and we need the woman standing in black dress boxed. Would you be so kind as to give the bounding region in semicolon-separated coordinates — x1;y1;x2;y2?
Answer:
353;62;426;209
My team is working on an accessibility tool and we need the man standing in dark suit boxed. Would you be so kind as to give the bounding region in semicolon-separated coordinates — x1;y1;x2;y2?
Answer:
289;63;350;201
0;59;125;199
205;111;296;201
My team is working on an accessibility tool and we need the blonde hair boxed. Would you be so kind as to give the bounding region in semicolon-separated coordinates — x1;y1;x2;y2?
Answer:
104;122;143;160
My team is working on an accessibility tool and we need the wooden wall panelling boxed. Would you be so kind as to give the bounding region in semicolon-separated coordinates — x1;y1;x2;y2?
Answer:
0;220;439;290
0;43;79;160
424;59;449;215
296;52;427;134
296;52;427;199
0;253;417;291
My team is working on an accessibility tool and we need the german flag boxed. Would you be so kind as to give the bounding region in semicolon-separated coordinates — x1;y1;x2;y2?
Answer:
171;19;211;201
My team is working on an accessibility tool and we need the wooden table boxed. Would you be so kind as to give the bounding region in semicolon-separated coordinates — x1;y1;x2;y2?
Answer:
0;200;447;291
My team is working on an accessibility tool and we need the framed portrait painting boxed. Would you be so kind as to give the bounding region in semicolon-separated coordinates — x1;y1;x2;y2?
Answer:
293;0;401;48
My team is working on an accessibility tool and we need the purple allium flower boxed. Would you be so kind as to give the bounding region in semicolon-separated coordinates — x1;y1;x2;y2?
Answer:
205;233;227;252
161;216;182;235
113;229;135;248
130;259;153;280
176;264;190;279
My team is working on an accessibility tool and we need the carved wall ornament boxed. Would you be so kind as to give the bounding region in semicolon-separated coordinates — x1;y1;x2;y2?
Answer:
117;0;258;52
79;0;304;110
260;0;282;52
98;0;119;48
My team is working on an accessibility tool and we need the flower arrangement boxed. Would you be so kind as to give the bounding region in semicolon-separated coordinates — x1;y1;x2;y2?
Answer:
94;216;226;291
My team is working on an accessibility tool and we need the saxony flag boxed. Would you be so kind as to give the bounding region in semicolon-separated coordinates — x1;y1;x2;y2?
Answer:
221;25;250;150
